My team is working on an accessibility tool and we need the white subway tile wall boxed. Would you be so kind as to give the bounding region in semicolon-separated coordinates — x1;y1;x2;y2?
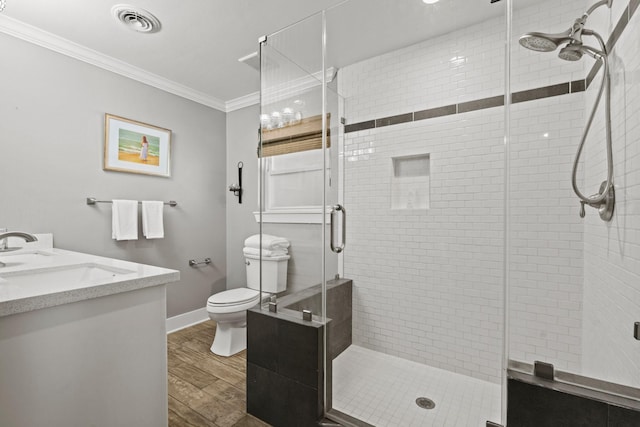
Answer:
508;93;585;372
338;0;588;383
343;111;505;383
338;16;504;124
581;2;640;388
510;1;586;94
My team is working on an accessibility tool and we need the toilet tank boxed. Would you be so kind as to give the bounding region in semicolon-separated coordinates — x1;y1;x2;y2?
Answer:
245;254;289;293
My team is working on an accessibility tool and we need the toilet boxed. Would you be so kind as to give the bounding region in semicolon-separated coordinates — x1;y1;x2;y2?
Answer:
206;248;289;357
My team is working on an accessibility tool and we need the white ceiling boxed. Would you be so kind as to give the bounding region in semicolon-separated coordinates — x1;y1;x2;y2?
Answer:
0;0;537;111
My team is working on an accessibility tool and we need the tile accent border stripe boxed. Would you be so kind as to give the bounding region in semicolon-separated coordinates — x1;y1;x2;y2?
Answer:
376;112;414;128
512;82;570;104
345;120;375;133
414;104;457;121
344;80;586;133
345;80;583;133
459;95;505;113
345;1;636;134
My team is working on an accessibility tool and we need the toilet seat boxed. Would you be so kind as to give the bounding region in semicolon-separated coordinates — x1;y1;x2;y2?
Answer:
207;288;261;314
208;288;259;306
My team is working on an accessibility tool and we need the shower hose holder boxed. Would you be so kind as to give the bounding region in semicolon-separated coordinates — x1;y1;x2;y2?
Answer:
580;180;615;221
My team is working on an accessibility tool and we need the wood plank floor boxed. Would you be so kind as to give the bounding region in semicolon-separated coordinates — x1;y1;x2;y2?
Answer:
167;320;271;427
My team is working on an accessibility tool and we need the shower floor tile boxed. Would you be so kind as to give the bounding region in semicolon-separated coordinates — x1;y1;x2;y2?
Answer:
332;346;501;427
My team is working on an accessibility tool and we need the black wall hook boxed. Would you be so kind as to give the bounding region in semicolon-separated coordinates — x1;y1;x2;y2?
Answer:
229;161;243;203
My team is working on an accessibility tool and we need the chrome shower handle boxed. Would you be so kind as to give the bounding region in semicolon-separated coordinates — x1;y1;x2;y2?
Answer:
330;204;346;254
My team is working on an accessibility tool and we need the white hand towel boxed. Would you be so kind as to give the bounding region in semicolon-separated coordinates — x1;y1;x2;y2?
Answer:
242;247;288;257
142;201;164;239
112;200;138;241
244;234;290;250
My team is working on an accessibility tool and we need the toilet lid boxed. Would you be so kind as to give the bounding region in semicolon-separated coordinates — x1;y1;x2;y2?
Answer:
207;288;260;307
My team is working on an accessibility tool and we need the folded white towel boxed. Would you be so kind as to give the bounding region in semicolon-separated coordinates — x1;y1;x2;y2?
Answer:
112;200;138;241
244;234;290;250
242;247;288;257
142;201;164;239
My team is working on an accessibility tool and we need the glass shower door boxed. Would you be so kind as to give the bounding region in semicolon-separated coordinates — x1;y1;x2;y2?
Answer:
257;10;340;424
258;1;511;426
507;0;640;423
324;0;507;426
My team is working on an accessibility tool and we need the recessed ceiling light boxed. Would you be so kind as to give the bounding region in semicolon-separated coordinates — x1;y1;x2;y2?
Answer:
422;0;440;4
111;4;161;34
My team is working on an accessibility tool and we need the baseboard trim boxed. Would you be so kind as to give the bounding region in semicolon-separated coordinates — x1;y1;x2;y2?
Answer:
166;307;208;334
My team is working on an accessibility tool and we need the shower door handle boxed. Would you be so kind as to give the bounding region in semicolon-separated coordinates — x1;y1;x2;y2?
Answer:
330;204;346;253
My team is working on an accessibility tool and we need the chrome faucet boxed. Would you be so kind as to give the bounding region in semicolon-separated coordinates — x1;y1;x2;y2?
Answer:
0;231;38;267
0;231;38;252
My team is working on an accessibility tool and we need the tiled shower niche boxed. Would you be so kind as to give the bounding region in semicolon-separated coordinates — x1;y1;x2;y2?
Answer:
391;153;430;210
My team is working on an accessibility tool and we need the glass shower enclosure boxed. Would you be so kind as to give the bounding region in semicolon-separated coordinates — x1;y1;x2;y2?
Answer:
255;0;640;425
257;1;507;426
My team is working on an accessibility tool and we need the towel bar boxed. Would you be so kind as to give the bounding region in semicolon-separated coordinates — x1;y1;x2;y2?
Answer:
86;197;177;207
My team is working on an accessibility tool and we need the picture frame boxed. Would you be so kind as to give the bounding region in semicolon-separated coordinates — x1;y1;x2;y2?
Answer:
104;113;172;177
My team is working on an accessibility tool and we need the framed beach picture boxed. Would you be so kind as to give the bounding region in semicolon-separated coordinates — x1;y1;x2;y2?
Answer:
104;114;172;177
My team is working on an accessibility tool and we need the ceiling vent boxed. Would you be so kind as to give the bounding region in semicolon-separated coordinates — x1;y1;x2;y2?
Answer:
111;4;161;34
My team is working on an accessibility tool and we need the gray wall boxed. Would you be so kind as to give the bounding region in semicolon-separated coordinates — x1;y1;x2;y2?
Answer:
225;105;260;288
0;33;227;318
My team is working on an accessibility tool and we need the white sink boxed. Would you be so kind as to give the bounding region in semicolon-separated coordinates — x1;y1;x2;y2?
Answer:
0;263;136;287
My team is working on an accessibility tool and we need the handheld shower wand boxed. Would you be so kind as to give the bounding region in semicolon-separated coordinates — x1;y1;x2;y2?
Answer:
519;0;615;221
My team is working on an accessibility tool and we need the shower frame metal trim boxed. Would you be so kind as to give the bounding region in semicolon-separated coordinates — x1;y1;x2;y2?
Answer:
508;360;640;410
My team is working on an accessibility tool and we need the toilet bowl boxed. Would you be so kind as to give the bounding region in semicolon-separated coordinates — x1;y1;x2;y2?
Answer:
206;245;289;357
207;288;262;356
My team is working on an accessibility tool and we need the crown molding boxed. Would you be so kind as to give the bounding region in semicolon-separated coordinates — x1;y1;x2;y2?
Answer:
0;15;227;112
225;91;260;112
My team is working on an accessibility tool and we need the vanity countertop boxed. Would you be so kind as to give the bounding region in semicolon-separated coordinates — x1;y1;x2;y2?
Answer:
0;247;180;317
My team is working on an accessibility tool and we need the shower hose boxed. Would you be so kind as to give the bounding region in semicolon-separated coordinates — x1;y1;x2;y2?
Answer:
570;30;614;218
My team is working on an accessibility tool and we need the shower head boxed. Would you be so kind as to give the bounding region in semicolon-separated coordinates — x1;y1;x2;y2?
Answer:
520;0;614;55
559;43;605;61
519;30;573;52
558;44;584;61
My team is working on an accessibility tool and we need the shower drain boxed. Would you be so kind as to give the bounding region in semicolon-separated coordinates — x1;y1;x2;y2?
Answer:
415;397;436;410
